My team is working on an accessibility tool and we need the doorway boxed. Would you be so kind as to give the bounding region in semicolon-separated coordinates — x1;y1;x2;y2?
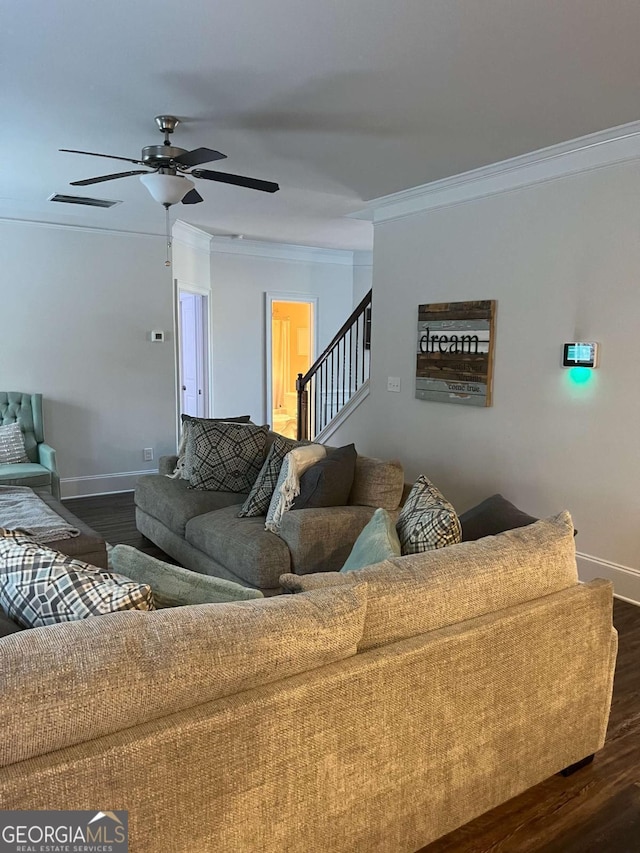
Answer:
178;289;209;418
266;294;317;439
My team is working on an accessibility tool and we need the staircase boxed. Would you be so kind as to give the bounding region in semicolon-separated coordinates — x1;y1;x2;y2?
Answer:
296;290;371;441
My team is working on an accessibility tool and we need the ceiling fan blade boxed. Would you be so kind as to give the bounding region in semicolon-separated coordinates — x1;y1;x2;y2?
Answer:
192;169;279;193
70;170;149;186
181;188;204;205
60;148;145;165
173;147;227;168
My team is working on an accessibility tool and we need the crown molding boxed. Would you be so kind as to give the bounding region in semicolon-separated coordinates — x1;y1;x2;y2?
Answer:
356;119;640;225
0;215;163;239
207;234;355;266
172;219;213;252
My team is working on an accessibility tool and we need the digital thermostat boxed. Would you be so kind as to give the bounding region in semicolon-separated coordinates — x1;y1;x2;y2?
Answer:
562;342;598;368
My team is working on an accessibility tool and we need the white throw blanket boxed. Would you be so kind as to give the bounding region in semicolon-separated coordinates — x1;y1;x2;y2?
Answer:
265;444;327;532
0;486;80;542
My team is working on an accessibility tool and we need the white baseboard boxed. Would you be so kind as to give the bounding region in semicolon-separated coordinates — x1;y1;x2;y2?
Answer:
60;470;158;499
576;552;640;607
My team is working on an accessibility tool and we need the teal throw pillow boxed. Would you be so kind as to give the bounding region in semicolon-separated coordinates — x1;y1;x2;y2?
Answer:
108;544;263;607
340;508;401;572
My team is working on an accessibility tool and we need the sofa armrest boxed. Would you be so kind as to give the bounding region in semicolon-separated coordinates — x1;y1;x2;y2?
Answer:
158;455;179;476
279;505;375;575
37;443;58;474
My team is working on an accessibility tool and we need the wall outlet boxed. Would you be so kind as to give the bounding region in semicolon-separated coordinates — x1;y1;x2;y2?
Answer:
387;377;402;393
143;447;154;462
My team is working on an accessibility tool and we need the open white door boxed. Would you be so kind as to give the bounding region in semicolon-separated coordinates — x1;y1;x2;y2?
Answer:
178;290;209;418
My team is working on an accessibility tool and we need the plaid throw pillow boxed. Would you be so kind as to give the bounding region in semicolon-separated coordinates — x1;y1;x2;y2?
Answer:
396;475;461;555
238;434;304;517
0;529;155;628
186;421;269;493
0;423;29;464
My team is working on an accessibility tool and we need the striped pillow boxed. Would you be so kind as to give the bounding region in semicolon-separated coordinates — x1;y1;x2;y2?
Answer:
0;423;29;464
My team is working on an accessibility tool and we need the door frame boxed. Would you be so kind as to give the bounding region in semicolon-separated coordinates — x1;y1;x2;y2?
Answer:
265;292;318;428
174;279;212;439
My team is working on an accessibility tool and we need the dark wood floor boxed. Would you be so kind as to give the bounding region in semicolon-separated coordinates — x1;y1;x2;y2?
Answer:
66;492;640;853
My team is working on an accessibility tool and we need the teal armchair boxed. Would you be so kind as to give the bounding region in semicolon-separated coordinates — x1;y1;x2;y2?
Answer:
0;392;60;499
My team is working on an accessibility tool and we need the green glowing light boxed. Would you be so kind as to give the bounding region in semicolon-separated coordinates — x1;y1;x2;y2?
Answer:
569;367;592;385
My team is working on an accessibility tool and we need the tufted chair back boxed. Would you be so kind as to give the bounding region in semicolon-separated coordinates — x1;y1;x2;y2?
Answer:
0;392;45;463
0;391;59;499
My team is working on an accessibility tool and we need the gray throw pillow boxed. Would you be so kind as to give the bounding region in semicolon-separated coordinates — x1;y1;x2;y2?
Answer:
186;420;269;493
292;444;357;510
396;475;461;555
459;494;539;541
238;433;304;517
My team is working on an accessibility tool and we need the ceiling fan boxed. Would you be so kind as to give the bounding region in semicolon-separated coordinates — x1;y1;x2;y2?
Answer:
60;115;279;207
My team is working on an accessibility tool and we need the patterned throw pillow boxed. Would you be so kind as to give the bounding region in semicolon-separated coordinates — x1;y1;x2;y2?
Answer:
238;434;303;517
186;420;269;493
396;475;461;555
0;529;155;628
0;423;29;464
172;414;252;480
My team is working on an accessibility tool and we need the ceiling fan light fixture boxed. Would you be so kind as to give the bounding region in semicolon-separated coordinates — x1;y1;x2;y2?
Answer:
139;173;194;206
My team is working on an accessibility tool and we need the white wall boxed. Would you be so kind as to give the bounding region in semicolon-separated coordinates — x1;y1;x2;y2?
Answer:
1;220;356;497
0;220;177;496
352;251;373;307
332;157;640;591
207;243;354;423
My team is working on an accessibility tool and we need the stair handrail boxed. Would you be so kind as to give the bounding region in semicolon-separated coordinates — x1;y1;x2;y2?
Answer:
296;289;372;440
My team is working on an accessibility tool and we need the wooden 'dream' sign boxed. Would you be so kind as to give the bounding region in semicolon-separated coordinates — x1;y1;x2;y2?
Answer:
416;300;496;407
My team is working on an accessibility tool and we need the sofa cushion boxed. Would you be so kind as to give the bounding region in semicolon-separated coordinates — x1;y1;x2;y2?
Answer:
0;607;23;637
0;584;367;767
280;511;578;651
348;456;404;510
0;423;28;464
396;475;461;554
187;420;269;493
135;474;247;537
0;529;155;628
292;444;357;510
186;504;292;589
108;544;264;606
459;493;539;541
341;508;401;572
0;463;52;489
238;433;304;518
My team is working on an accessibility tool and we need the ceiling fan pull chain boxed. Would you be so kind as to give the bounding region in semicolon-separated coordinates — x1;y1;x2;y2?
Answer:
165;204;171;268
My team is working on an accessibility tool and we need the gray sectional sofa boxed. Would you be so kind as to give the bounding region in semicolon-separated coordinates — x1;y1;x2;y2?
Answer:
135;443;405;594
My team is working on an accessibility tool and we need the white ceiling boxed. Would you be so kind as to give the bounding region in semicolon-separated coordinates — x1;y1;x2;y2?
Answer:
4;0;640;251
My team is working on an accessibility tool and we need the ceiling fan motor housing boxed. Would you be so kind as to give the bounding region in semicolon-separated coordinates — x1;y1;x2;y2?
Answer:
141;145;188;165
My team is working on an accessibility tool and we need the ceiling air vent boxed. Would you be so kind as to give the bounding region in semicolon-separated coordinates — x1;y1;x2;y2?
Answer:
48;193;121;208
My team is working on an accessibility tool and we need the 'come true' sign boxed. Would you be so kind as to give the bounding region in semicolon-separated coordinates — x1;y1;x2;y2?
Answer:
416;300;496;407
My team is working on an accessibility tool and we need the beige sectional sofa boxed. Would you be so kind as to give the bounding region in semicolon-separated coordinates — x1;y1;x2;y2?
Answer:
0;511;617;853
